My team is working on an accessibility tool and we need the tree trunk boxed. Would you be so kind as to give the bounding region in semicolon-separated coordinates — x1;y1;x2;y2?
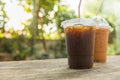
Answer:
30;0;47;54
40;27;47;52
30;0;38;54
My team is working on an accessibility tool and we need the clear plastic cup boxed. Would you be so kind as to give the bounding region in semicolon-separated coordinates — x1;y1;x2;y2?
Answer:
62;18;96;69
92;16;111;62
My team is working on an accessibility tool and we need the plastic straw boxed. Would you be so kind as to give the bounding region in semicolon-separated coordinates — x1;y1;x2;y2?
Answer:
96;0;105;16
78;0;82;18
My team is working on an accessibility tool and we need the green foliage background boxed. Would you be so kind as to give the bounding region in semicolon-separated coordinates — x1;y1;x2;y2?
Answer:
0;0;119;60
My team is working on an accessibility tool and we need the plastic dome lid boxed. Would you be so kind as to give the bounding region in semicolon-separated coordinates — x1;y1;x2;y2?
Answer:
91;16;111;29
61;18;97;28
61;17;111;29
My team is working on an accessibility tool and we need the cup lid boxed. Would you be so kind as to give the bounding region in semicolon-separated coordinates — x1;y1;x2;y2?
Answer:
91;16;111;29
61;17;111;29
61;18;96;28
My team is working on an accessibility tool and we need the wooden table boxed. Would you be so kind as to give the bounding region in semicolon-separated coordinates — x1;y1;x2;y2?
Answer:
0;56;120;80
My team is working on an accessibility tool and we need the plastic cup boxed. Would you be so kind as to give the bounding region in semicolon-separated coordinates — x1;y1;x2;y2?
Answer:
62;18;96;69
92;16;111;62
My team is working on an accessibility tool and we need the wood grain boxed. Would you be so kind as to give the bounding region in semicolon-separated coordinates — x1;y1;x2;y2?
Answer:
0;56;120;80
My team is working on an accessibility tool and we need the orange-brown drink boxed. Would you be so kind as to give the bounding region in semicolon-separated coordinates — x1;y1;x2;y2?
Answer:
92;16;111;62
94;27;109;62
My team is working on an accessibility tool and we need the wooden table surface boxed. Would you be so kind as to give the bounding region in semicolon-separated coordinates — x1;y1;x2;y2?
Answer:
0;56;120;80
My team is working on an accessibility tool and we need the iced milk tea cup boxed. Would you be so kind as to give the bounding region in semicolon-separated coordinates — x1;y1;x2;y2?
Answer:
92;16;111;62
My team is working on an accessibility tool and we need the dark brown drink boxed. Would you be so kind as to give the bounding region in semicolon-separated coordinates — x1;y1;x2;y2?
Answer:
65;26;96;69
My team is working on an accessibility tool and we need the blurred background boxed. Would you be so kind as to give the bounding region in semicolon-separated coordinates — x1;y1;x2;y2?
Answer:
0;0;120;61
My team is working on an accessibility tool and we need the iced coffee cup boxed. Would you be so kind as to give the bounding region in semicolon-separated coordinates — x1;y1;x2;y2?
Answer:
62;18;96;69
92;16;111;62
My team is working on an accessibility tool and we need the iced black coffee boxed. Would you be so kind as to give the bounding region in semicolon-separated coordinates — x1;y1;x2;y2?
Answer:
62;18;96;69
